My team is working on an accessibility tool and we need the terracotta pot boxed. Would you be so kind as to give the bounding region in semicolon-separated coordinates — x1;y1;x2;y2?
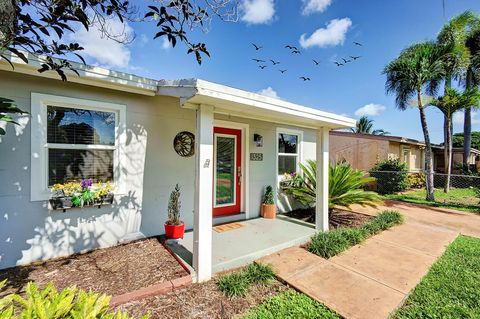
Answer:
164;222;185;239
261;204;276;219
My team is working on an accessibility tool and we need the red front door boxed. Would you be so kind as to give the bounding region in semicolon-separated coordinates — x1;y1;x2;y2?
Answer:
213;127;242;217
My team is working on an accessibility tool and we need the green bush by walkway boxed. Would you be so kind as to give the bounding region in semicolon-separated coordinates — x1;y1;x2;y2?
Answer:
393;235;480;318
307;210;403;258
218;263;275;298
242;290;340;319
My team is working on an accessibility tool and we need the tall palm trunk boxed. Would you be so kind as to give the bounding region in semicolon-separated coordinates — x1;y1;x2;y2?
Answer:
418;90;435;201
463;69;474;171
443;75;452;192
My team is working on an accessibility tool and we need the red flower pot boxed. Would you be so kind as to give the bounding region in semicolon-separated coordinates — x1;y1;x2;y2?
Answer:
164;222;185;239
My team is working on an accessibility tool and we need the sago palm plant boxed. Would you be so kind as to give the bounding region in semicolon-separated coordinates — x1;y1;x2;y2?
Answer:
283;160;381;215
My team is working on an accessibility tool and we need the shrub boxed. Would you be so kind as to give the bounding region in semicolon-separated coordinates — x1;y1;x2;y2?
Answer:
283;160;381;213
370;158;409;194
307;230;350;258
0;281;146;319
245;263;275;285
218;263;276;298
263;185;275;205
407;172;426;189
308;210;403;258
217;271;251;298
167;184;181;225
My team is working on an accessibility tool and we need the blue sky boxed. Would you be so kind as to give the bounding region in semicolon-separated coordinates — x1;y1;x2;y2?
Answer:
73;0;480;143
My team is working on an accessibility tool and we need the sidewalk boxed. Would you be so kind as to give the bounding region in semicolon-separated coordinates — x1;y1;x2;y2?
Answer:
257;202;476;319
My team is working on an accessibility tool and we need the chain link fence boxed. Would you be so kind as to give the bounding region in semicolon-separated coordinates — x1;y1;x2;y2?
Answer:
368;170;480;209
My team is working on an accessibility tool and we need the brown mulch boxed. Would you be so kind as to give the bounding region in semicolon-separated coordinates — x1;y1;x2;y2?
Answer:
0;237;188;298
284;207;373;229
116;277;287;319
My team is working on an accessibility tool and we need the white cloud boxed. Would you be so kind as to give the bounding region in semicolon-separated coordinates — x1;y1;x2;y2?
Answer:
138;34;149;46
241;0;275;24
257;87;280;99
355;103;386;117
299;18;352;49
302;0;332;15
161;38;171;50
69;18;133;68
453;110;480;125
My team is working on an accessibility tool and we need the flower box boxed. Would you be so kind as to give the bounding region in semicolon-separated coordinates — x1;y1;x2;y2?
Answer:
49;179;114;212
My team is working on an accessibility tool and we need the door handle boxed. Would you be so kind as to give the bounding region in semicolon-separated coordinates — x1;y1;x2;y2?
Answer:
237;166;242;185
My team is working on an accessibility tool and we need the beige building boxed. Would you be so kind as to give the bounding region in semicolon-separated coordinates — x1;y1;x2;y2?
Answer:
432;146;480;173
329;131;425;172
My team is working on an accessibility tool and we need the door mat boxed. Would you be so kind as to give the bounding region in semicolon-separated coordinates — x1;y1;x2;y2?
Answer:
213;222;244;233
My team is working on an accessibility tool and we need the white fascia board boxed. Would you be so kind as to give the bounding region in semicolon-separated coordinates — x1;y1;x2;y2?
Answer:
0;51;158;96
194;79;356;129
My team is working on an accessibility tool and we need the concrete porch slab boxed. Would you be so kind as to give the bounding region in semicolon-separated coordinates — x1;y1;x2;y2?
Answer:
166;217;316;274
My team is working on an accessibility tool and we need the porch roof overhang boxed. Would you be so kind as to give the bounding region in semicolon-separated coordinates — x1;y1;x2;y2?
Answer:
157;79;356;130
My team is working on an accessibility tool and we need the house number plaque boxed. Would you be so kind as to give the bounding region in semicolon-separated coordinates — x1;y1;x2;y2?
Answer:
250;153;263;161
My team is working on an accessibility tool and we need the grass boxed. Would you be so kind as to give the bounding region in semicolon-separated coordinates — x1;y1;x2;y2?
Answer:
218;263;276;298
393;235;480;318
307;210;403;258
384;188;480;214
242;290;341;319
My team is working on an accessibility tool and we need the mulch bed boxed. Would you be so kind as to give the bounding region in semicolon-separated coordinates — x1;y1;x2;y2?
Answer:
284;207;373;229
116;277;287;319
0;237;188;298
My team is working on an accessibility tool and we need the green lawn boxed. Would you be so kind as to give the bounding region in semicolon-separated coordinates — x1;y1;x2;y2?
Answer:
242;290;340;319
393;235;480;318
384;188;480;214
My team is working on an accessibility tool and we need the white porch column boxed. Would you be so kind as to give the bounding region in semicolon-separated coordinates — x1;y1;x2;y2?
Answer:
316;127;330;231
193;104;214;282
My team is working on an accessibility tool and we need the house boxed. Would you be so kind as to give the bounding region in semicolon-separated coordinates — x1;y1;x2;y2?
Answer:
0;53;355;281
329;131;426;172
432;146;480;173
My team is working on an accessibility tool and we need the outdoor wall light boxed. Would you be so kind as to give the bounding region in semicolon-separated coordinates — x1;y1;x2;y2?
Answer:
254;134;263;147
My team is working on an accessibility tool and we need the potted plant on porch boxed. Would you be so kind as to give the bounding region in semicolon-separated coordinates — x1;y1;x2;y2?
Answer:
261;185;276;219
164;184;185;239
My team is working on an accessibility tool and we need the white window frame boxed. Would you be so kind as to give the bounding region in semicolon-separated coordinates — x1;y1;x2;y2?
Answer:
30;93;126;201
276;128;303;182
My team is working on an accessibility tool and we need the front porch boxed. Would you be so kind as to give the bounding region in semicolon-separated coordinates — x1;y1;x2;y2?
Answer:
166;216;316;274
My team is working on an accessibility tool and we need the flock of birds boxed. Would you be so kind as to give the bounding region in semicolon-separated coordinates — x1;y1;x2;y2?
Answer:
251;42;364;81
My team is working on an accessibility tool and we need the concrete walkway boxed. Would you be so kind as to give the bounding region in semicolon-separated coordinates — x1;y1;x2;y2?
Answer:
258;201;480;319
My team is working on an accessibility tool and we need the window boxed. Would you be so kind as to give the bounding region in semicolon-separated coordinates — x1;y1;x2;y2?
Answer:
31;93;126;201
277;130;302;176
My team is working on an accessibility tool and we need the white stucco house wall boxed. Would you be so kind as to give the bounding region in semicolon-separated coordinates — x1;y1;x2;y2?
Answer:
0;53;355;281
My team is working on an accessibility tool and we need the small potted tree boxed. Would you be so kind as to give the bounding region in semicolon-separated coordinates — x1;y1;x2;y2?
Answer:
261;185;276;219
164;184;185;239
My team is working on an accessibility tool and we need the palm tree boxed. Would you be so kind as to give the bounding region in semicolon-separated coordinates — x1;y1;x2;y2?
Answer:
351;116;390;136
282;160;381;215
437;11;478;182
464;26;480;170
428;88;480;192
384;42;452;201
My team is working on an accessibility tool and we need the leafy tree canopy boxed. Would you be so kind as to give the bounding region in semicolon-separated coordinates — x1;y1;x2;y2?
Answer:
453;131;480;150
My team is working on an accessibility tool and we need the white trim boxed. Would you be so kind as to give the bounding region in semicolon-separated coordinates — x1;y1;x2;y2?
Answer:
213;133;238;208
214;120;250;219
316;127;329;231
30;93;126;201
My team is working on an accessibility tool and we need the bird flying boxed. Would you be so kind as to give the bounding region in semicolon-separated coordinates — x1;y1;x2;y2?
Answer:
258;65;267;69
270;59;280;65
292;50;301;54
342;58;352;64
252;58;266;63
300;76;311;81
285;45;298;50
279;69;287;73
313;59;320;65
350;55;361;60
252;43;263;50
334;61;344;66
353;42;363;46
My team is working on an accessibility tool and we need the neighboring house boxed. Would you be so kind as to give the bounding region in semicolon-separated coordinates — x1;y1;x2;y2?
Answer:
432;146;480;173
0;53;355;281
329;131;425;172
